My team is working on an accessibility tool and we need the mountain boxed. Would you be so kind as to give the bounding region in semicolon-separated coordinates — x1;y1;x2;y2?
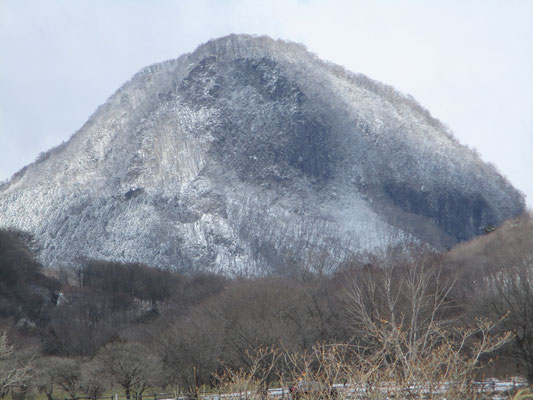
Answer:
0;34;524;274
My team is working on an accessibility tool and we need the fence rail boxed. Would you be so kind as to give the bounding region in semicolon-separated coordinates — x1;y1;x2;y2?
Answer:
68;378;527;400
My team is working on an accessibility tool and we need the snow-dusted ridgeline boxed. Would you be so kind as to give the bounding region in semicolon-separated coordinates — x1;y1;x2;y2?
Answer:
0;35;524;274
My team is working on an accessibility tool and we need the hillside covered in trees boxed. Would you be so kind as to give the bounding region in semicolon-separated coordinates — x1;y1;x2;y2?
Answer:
1;212;532;398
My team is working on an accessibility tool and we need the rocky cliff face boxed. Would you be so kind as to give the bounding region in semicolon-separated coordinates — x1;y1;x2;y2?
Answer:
0;34;524;274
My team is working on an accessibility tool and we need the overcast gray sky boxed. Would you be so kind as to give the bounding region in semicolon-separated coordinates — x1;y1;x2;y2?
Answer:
1;0;532;208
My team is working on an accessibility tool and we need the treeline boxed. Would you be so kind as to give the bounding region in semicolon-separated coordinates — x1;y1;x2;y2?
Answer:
1;213;532;399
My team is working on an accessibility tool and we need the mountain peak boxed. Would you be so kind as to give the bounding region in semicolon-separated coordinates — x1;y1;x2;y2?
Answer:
0;35;524;274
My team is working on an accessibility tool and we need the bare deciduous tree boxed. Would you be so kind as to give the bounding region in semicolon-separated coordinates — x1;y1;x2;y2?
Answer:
215;346;282;400
157;304;223;393
474;247;533;382
0;332;32;397
51;357;82;400
341;251;511;398
32;356;83;400
80;359;106;399
95;341;161;400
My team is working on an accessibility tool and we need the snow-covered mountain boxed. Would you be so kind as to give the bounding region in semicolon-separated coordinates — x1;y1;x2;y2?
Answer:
0;34;524;274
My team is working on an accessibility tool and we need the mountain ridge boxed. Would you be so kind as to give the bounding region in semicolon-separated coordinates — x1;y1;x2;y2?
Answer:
0;34;524;274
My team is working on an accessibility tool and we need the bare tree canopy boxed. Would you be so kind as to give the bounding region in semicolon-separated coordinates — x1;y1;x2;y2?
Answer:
0;332;32;395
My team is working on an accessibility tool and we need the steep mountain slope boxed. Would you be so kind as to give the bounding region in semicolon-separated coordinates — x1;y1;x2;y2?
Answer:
0;34;524;274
